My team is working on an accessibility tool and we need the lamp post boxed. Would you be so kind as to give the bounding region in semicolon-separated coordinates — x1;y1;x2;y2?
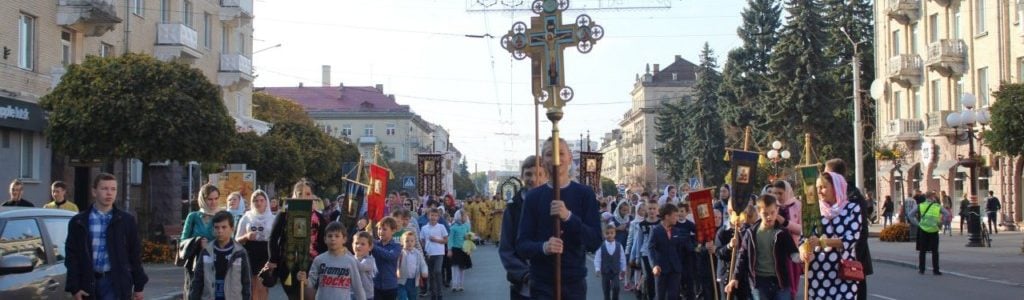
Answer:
945;93;991;247
766;140;791;182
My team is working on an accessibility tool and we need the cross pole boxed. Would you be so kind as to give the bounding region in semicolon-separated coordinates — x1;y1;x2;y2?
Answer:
500;1;604;298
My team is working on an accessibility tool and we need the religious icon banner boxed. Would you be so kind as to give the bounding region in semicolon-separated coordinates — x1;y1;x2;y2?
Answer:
728;150;759;214
687;188;716;243
796;164;823;236
368;164;389;222
284;198;313;273
578;151;603;194
417;154;444;197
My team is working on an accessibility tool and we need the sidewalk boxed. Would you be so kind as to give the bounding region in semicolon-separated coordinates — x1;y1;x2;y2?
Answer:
867;219;1024;287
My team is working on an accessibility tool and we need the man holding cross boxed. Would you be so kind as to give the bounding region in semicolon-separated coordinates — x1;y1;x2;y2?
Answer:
517;138;603;299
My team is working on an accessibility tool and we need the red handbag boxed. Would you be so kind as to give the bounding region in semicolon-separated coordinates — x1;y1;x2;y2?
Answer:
839;259;864;281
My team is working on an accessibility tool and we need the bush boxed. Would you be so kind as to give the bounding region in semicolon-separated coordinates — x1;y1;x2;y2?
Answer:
142;240;176;263
880;223;910;242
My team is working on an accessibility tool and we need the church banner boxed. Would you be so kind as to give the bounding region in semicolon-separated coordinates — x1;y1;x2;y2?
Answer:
796;164;823;236
368;164;389;222
284;198;313;274
578;151;603;194
687;188;716;243
417;154;444;197
728;150;759;214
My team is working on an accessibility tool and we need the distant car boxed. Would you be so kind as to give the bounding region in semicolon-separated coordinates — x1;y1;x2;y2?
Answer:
0;207;76;298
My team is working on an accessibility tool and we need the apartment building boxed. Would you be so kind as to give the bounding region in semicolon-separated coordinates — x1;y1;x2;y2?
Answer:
0;0;262;208
600;55;698;194
876;0;1021;224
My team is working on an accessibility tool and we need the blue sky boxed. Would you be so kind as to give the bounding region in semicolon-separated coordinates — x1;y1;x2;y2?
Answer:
253;0;748;171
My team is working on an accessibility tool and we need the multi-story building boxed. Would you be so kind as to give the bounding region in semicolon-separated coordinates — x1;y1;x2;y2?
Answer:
875;0;1021;225
603;55;697;194
1;0;262;208
598;129;623;188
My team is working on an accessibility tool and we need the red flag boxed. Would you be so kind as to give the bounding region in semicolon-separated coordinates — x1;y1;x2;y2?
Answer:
368;164;389;221
688;188;716;243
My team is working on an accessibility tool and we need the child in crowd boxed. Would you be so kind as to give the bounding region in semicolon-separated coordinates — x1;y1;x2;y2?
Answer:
630;200;661;299
353;231;378;300
726;195;799;300
624;201;647;292
594;225;626;300
648;203;689;300
298;222;366;300
717;203;759;300
397;232;429;300
420;208;449;300
188;211;251;300
372;217;403;299
448;209;472;292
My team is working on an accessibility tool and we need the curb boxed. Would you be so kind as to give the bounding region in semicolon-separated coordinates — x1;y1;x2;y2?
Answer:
872;258;1024;288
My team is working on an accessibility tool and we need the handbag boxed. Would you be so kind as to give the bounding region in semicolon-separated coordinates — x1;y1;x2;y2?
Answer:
839;259;864;281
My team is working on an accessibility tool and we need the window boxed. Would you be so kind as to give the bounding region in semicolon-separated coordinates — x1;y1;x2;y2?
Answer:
978;67;989;106
955;79;964;108
129;159;142;185
891;29;901;56
237;31;245;54
0;219;45;268
386;123;396;135
43;218;70;263
20;132;37;179
99;43;113;58
910;23;919;53
61;31;74;66
236;94;244;116
893;90;902;119
1018;57;1024;83
222;27;230;53
133;0;144;16
912;88;922;119
929;14;939;43
183;1;193;27
954;8;962;39
930;79;941;112
203;13;212;49
364;124;374;137
161;0;171;22
18;14;35;70
341;124;352;136
976;0;986;34
672;73;678;81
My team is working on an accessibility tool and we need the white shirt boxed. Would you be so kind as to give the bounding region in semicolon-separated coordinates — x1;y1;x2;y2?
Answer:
593;241;627;273
419;223;448;256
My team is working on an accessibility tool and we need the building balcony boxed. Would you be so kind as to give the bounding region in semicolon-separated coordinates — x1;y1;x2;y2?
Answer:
358;136;378;145
888;54;923;87
218;53;253;90
56;0;122;37
154;23;202;62
886;119;924;142
926;39;967;77
886;0;921;24
923;110;957;137
930;0;953;7
220;0;254;24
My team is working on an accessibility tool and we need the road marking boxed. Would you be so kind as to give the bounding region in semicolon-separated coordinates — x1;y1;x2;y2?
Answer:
871;293;899;300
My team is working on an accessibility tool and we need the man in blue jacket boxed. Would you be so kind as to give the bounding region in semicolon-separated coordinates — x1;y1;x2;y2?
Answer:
500;155;547;299
65;173;148;300
517;138;602;299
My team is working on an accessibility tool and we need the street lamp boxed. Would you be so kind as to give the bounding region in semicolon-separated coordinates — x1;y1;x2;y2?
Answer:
945;93;991;247
766;140;791;181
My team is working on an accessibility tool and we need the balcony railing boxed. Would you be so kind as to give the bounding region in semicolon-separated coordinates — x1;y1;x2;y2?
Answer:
888;54;923;87
358;136;378;145
886;0;921;24
926;39;967;77
887;119;924;142
924;110;957;136
57;0;121;36
220;54;252;75
220;0;254;21
157;23;198;49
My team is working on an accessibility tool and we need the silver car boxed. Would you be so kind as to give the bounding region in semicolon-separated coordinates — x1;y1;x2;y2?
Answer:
0;207;76;299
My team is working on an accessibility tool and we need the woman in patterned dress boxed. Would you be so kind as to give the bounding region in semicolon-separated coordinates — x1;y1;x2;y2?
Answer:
800;171;862;300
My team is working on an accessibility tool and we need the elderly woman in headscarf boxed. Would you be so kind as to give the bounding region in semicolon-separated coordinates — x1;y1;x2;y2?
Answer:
800;172;863;300
770;180;803;298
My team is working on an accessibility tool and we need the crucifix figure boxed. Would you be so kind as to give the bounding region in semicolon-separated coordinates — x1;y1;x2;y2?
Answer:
499;1;604;299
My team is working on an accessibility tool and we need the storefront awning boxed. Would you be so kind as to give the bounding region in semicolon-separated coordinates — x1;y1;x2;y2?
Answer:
0;96;46;132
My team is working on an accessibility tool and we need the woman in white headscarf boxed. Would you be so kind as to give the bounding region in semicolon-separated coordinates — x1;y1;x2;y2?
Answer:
801;172;862;300
657;185;677;207
226;191;247;225
771;180;803;298
236;190;274;300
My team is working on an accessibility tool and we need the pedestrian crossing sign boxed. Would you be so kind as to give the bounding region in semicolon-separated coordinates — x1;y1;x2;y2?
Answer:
403;176;416;188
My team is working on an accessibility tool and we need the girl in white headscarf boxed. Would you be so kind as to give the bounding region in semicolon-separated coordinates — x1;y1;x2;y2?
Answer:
236;190;274;300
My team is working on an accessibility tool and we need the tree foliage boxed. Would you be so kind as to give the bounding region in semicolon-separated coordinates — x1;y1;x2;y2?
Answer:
266;121;359;193
224;132;305;190
718;0;782;147
453;172;479;199
40;53;235;163
253;91;313;126
986;83;1024;156
385;162;419;194
654;97;689;182
601;177;618;197
681;44;728;185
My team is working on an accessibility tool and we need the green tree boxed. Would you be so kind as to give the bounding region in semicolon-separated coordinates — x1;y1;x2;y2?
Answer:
267;121;359;194
601;177;618;197
224;132;305;190
253;91;314;126
824;0;875;189
986;83;1024;156
458;158;470;178
386;162;419;194
681;43;729;185
718;0;782;147
654;97;689;182
40;53;235;234
454;172;479;199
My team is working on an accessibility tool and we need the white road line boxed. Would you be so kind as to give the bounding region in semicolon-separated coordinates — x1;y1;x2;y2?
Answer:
871;293;899;300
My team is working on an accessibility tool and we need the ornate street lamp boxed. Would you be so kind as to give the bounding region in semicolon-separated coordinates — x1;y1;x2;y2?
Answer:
945;93;991;247
766;140;791;182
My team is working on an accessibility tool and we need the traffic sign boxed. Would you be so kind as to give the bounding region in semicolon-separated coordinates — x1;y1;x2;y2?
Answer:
403;176;416;188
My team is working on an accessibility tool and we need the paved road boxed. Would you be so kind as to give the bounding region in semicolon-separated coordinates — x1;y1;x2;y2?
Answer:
859;262;1024;300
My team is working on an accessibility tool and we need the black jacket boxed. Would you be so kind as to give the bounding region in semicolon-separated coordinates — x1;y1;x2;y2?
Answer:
499;190;529;285
648;223;692;274
731;221;799;289
847;185;874;275
65;206;148;298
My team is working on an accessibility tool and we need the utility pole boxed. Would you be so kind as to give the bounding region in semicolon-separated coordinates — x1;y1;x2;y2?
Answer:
842;27;866;190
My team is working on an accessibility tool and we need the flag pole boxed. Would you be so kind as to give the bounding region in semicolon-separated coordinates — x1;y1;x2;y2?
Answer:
726;125;753;300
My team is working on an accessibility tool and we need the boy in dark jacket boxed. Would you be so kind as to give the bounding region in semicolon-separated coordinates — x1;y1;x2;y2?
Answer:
726;195;799;300
65;173;148;300
648;203;689;300
189;211;251;300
